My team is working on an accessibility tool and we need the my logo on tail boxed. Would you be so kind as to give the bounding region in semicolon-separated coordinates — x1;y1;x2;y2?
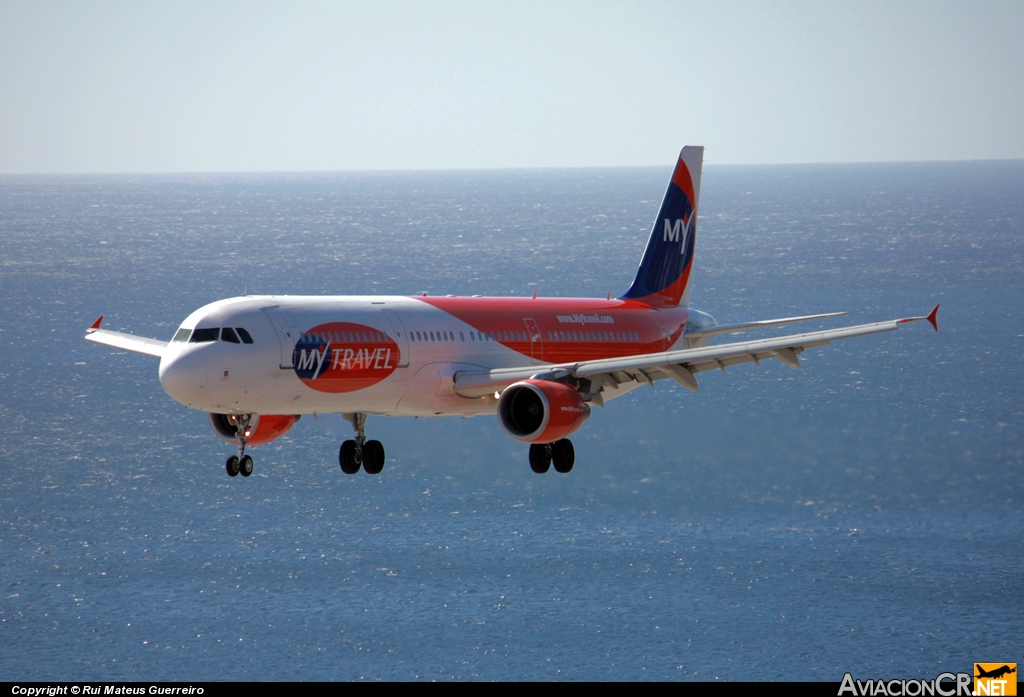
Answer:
663;216;692;247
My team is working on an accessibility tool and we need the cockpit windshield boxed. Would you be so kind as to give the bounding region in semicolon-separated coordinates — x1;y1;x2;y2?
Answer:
189;328;219;343
181;327;255;344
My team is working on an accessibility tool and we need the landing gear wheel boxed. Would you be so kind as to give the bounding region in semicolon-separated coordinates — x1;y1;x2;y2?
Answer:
552;439;575;473
239;454;253;477
529;444;552;474
226;455;240;477
363;440;385;475
339;440;361;474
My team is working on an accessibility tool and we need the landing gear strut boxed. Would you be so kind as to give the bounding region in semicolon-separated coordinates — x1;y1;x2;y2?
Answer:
225;414;255;478
339;413;386;475
529;439;574;474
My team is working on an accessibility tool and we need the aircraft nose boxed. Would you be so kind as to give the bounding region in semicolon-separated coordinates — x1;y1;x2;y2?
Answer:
158;347;208;407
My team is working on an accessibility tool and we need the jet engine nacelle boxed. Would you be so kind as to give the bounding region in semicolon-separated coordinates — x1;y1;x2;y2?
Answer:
208;413;301;446
497;380;590;444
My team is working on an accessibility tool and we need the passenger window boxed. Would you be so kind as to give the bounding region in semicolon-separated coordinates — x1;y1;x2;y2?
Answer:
221;327;240;343
460;331;465;341
235;328;253;344
189;328;218;343
172;328;191;342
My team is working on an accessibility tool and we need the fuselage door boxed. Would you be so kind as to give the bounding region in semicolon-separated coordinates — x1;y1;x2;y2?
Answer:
263;307;297;369
523;318;543;363
380;309;410;367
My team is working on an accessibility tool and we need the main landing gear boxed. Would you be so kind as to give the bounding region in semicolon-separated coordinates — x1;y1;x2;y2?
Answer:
339;413;386;475
528;439;575;474
225;414;255;478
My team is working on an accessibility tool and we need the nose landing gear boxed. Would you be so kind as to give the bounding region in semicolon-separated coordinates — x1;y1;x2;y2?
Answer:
224;414;255;478
339;413;386;475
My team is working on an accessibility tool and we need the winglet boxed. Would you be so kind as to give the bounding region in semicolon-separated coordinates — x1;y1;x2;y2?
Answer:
88;315;104;332
926;304;939;332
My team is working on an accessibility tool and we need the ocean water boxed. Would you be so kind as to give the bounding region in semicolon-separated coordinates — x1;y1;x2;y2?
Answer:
0;161;1022;680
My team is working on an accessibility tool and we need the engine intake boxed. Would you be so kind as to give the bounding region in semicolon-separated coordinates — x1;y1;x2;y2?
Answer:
208;413;300;446
497;380;590;443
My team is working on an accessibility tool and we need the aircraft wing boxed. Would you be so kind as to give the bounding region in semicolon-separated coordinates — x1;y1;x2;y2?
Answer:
84;316;168;358
454;306;939;399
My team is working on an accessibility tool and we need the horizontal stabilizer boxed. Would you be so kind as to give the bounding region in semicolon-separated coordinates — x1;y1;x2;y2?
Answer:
85;317;167;358
685;311;848;340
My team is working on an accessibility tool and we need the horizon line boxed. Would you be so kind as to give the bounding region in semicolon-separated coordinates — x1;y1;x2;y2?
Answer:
2;156;1023;177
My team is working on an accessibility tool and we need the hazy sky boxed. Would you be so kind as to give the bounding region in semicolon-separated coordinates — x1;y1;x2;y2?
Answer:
1;1;1022;172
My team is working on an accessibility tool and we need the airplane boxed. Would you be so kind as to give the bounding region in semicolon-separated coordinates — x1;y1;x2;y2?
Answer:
84;146;939;478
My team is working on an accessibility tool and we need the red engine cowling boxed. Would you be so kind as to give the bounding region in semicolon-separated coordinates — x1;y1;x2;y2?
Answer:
497;380;590;443
208;413;301;446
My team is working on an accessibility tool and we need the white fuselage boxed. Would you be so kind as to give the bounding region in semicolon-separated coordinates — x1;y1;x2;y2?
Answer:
158;295;695;418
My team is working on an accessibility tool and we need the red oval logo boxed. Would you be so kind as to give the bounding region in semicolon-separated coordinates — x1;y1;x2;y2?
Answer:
293;322;400;393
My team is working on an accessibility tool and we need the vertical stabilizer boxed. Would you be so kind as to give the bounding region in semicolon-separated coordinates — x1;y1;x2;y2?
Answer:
621;146;703;308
